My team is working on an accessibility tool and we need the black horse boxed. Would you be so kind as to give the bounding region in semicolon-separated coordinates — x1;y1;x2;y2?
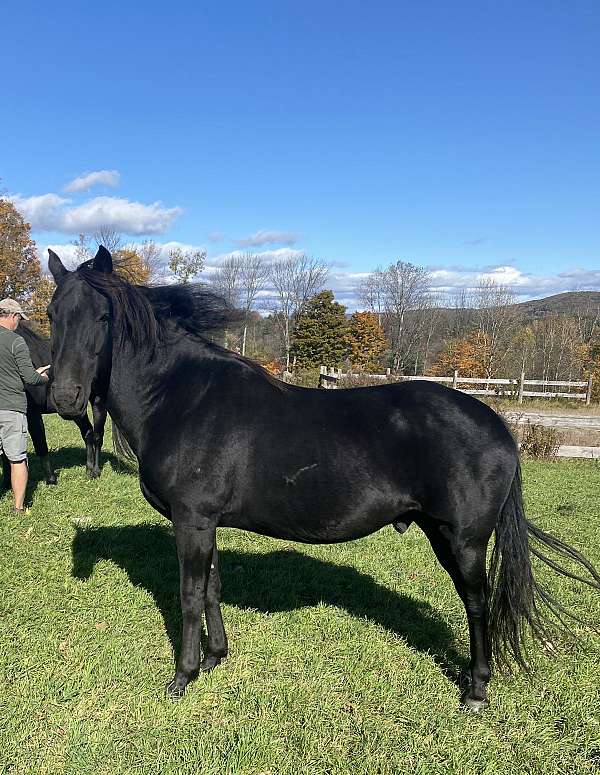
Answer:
47;247;599;710
1;323;107;486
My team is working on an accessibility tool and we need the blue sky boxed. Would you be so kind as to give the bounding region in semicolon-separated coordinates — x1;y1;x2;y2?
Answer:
2;1;599;305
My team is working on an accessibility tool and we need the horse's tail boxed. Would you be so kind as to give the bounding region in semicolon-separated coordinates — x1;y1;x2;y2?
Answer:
488;464;600;670
111;419;137;463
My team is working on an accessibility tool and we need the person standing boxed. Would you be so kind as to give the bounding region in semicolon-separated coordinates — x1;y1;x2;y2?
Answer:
0;299;50;512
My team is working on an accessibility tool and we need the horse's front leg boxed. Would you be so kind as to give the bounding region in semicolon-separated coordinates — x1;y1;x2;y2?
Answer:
90;395;107;478
200;540;228;671
74;414;95;477
166;520;216;699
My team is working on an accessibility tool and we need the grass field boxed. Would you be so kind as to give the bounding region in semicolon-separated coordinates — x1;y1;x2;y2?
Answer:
1;416;599;775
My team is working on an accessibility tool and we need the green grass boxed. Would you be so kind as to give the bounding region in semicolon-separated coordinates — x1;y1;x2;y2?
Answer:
0;417;599;775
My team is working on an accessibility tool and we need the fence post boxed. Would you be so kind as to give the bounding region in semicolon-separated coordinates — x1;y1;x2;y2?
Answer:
386;368;391;378
319;365;326;389
452;370;458;390
518;371;525;404
586;373;593;405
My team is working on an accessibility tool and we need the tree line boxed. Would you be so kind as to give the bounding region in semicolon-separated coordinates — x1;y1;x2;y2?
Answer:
1;198;598;392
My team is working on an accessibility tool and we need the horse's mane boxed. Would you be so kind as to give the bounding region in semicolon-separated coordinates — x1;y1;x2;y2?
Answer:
76;261;285;389
77;260;239;350
20;322;48;344
19;321;51;366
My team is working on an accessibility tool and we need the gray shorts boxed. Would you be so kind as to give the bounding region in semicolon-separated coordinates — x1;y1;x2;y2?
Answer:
0;410;28;462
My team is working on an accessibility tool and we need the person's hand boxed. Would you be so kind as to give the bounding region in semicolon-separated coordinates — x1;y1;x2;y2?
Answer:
36;365;51;381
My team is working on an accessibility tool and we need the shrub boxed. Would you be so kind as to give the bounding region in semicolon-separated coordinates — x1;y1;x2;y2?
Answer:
290;368;321;388
519;421;561;460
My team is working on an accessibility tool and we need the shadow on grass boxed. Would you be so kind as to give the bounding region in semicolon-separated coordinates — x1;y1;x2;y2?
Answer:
71;524;468;684
1;445;137;501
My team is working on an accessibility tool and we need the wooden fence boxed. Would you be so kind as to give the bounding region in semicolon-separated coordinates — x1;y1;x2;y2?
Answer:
319;366;593;405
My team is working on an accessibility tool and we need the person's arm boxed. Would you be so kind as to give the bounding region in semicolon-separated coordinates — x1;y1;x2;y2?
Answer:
12;338;48;385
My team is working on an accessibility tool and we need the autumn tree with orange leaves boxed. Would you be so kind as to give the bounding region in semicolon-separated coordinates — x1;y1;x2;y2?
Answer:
430;331;491;378
113;247;153;285
347;311;388;372
0;199;43;301
0;199;54;335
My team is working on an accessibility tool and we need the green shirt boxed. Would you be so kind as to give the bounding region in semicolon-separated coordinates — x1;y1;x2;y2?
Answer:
0;326;46;413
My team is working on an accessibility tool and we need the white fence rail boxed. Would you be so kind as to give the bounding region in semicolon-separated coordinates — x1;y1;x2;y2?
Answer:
319;366;593;405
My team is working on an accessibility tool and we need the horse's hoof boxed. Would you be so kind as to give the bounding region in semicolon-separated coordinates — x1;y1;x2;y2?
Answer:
87;469;101;480
200;655;222;672
45;476;58;486
462;695;489;712
165;680;186;700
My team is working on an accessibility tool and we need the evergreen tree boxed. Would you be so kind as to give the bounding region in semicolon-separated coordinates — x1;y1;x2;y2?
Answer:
291;290;350;368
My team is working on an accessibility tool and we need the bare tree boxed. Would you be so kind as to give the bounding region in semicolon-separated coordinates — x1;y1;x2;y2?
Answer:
70;233;92;268
415;293;443;374
269;254;328;369
378;261;431;372
446;288;476;340
93;226;122;254
239;254;269;355
357;267;385;326
474;279;519;378
137;240;164;284
209;255;243;307
70;227;122;268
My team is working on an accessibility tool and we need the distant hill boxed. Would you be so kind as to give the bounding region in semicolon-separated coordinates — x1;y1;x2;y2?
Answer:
433;291;600;321
513;291;600;319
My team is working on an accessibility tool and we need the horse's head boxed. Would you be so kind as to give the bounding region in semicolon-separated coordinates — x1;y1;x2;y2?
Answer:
47;246;114;418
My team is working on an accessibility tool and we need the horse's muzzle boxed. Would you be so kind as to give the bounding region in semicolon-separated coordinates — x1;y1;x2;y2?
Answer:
51;383;87;418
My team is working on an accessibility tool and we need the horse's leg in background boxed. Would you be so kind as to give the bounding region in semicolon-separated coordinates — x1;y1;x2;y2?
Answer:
90;395;107;478
1;453;11;490
28;409;58;485
74;413;95;478
166;521;216;698
416;516;493;711
200;539;228;671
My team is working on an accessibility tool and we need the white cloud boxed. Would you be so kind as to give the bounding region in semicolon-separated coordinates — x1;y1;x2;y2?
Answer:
10;194;69;231
32;235;600;312
233;229;298;248
428;264;600;301
10;193;182;236
64;170;121;193
39;243;81;272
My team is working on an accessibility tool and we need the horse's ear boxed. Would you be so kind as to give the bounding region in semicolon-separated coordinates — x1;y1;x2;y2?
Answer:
48;249;68;283
93;245;113;273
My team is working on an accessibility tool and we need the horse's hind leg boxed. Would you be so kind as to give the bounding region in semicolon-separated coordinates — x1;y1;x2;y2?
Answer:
200;540;228;672
417;518;492;711
2;453;11;490
28;410;57;485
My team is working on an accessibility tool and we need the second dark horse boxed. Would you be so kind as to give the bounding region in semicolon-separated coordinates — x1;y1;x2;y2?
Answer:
1;323;107;486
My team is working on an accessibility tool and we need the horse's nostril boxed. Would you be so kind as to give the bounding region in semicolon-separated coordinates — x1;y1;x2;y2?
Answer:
52;383;84;409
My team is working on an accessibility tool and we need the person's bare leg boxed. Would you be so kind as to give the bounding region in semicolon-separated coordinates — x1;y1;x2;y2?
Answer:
10;460;28;510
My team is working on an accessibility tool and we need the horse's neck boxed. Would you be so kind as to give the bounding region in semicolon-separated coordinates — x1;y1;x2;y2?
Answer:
20;330;50;365
105;336;215;457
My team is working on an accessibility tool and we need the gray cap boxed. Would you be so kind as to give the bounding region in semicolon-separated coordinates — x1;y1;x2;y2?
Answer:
0;299;29;320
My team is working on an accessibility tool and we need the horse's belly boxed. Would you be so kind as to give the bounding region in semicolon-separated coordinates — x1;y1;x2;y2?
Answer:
220;500;396;544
